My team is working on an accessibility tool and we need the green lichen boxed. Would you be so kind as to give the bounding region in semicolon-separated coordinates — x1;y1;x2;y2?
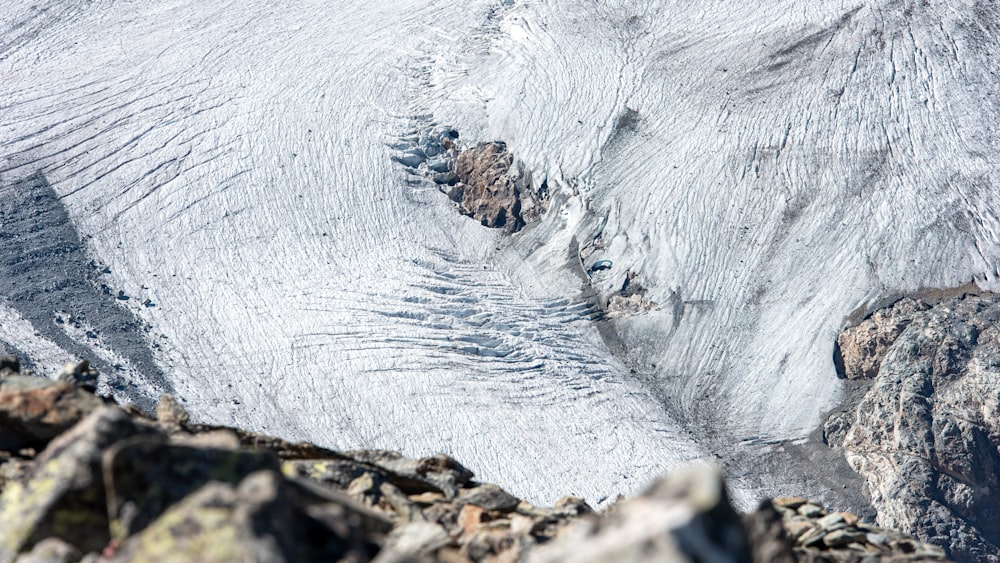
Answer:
0;459;65;558
129;506;245;562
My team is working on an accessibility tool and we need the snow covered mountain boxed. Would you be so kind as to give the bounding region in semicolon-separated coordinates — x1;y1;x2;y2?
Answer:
2;0;999;507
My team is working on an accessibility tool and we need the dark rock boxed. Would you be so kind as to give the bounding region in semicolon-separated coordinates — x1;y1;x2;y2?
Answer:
458;483;520;513
346;450;474;499
822;528;868;548
0;356;20;377
742;501;796;563
55;361;98;391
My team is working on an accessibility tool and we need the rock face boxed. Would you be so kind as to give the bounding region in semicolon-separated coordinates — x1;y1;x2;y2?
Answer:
448;141;535;233
833;294;1000;562
391;129;546;233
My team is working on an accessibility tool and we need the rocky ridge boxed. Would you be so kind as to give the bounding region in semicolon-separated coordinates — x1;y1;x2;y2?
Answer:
0;356;947;562
829;293;1000;562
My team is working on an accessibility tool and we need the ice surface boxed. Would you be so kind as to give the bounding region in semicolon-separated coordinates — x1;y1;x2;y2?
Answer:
2;0;1000;506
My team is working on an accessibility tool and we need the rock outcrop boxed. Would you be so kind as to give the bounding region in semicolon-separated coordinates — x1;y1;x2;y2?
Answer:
448;141;539;233
831;294;1000;562
0;357;953;562
391;128;546;233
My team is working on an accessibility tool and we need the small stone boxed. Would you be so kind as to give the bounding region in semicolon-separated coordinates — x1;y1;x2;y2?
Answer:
347;472;377;502
783;519;814;540
832;511;859;526
554;496;593;515
380;481;425;522
816;512;847;530
772;496;809;509
797;503;825;518
823;528;868;548
155;394;189;425
382;521;452;559
459;484;520;513
773;505;797;517
0;356;20;376
410;491;446;504
14;537;82;563
797;526;827;547
56;361;98;390
866;532;889;546
457;504;485;536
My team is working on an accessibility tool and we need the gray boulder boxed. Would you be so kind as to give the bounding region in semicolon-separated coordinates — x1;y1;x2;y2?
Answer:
838;294;1000;562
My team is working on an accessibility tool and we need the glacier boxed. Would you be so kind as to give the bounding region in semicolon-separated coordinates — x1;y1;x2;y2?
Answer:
2;0;1000;507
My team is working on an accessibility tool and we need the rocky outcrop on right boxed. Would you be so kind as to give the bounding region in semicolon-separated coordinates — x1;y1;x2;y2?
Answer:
830;294;1000;562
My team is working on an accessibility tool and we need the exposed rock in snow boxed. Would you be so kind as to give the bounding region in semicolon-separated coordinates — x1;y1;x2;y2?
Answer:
449;141;541;232
834;294;1000;562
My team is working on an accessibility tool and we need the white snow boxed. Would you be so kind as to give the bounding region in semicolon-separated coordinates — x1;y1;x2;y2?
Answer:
0;302;74;377
3;0;1000;505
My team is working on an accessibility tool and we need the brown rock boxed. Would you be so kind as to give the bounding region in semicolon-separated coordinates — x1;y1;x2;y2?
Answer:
449;142;533;233
457;504;485;537
772;496;809;509
835;298;927;380
0;376;104;451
